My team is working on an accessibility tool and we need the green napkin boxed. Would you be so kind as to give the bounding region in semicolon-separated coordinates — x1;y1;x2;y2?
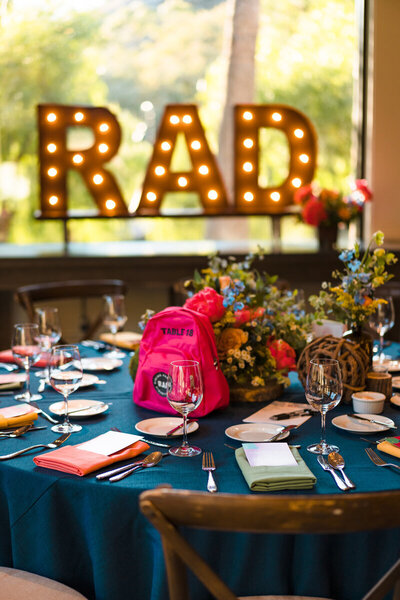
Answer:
235;446;316;492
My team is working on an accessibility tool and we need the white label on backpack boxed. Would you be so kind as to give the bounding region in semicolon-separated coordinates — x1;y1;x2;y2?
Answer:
153;372;169;396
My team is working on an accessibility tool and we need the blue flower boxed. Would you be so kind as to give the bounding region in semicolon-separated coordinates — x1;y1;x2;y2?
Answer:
339;250;355;262
348;259;361;272
234;301;245;311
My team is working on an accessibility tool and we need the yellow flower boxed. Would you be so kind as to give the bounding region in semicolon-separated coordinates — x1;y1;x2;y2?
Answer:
217;328;249;359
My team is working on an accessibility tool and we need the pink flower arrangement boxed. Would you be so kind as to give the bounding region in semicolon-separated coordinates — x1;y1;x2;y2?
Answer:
295;179;372;227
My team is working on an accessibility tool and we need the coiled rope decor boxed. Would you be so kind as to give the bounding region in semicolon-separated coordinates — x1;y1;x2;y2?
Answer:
297;335;369;403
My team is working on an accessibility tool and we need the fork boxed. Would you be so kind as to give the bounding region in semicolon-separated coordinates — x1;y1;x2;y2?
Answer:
202;451;217;493
0;432;70;460
365;447;400;472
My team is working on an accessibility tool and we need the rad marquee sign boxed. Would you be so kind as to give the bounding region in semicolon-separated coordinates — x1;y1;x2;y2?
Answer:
37;103;317;219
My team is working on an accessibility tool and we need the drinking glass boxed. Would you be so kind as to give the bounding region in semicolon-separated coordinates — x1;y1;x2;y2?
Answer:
12;323;42;402
103;295;128;359
35;307;62;382
305;358;342;455
369;297;395;362
166;360;203;457
49;345;83;433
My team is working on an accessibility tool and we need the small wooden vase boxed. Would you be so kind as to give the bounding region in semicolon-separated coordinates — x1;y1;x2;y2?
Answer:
365;371;392;401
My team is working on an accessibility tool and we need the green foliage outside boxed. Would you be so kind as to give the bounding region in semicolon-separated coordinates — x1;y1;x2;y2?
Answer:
0;0;356;247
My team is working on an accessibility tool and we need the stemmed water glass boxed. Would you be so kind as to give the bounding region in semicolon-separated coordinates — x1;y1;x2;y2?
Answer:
103;295;127;359
12;323;42;402
166;360;203;457
305;358;342;455
369;297;395;362
35;307;62;383
49;345;83;433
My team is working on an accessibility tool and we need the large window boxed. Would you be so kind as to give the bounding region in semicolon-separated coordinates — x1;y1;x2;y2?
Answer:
0;0;357;251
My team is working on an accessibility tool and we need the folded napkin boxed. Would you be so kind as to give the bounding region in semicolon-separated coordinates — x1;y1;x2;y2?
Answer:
0;350;49;368
0;373;26;392
235;446;316;492
0;410;38;429
377;437;400;459
33;440;150;476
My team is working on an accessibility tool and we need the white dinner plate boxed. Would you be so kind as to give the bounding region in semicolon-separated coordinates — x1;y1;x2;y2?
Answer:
135;417;199;438
392;376;400;389
78;373;102;388
224;423;290;442
332;413;395;434
81;357;123;372
49;399;109;418
390;394;400;408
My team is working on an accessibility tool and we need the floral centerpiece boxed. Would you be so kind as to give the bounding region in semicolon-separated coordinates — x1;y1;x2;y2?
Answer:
309;231;397;363
309;231;396;326
132;251;319;400
294;179;373;227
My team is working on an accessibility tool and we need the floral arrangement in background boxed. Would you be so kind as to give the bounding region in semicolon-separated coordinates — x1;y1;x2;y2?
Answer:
294;179;372;227
180;251;319;388
309;231;397;327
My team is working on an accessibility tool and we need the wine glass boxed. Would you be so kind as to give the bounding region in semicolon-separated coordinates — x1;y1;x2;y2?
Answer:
369;297;395;363
305;358;342;455
49;345;83;433
166;360;203;457
35;307;62;382
103;295;127;359
12;323;42;402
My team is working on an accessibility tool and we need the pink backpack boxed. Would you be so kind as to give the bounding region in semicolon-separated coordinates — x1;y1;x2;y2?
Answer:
133;306;230;417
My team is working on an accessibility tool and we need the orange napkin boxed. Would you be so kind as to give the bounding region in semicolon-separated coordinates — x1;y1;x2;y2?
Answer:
0;409;38;429
0;350;49;368
377;437;400;459
33;440;150;476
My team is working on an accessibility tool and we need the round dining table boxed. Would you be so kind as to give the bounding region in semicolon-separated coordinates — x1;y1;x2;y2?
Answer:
0;344;399;600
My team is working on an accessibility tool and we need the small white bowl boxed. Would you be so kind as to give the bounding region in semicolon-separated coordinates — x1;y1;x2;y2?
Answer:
352;391;386;414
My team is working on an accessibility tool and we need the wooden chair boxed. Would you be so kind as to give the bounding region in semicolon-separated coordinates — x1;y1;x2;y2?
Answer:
14;279;127;342
0;567;87;599
140;487;400;600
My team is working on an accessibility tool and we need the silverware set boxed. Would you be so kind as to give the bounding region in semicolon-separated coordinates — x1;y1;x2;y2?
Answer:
96;451;168;482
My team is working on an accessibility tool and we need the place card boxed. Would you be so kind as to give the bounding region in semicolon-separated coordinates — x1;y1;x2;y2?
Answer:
0;404;34;418
77;431;143;456
243;442;298;467
243;400;313;425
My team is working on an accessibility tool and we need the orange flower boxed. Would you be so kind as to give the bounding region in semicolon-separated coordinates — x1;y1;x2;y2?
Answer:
217;328;248;358
219;276;231;291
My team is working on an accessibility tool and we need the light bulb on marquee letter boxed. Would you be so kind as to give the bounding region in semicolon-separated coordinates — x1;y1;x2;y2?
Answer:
137;104;228;215
234;104;317;214
38;104;128;218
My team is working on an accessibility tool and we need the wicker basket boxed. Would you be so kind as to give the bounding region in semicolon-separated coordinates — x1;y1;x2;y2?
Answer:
297;335;369;404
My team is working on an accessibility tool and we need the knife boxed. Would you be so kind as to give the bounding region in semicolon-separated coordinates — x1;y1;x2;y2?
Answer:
165;419;196;436
348;414;397;429
29;401;60;424
270;409;316;420
317;455;350;491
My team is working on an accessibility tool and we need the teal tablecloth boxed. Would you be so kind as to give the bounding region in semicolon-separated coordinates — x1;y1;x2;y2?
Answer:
0;345;399;599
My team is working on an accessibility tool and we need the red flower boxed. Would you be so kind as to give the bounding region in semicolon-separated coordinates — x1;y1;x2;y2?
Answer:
267;339;297;374
234;308;252;326
355;179;373;202
234;306;265;326
301;198;328;226
294;184;313;205
184;287;226;323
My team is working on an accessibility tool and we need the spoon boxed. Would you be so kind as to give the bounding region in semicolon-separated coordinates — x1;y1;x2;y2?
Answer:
327;452;356;489
109;451;163;482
